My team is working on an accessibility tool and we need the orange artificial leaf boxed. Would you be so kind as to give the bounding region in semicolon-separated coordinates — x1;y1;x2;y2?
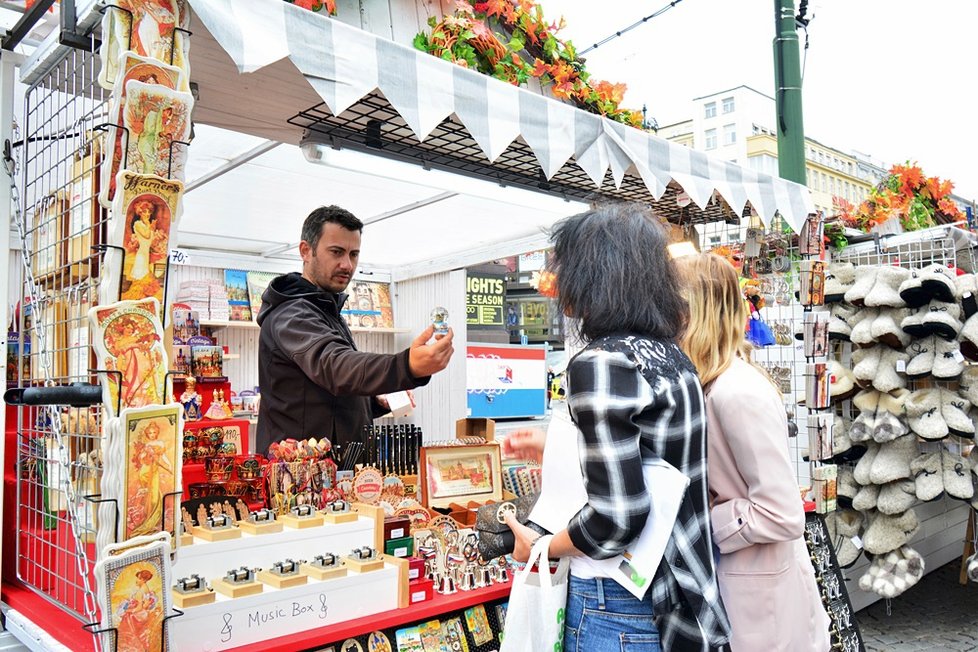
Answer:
482;0;510;19
531;58;550;77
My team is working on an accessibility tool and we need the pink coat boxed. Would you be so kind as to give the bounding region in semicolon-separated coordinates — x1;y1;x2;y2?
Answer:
706;358;831;652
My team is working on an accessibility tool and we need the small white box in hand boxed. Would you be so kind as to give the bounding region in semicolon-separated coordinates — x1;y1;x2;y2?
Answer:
386;391;414;418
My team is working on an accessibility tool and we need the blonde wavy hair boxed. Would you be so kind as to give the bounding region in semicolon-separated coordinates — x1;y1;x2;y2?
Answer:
676;253;772;391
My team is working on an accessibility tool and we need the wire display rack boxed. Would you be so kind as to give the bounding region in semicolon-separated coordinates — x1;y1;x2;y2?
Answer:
696;216;812;484
11;39;109;629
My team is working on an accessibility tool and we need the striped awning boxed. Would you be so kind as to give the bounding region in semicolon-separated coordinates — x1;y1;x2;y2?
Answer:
187;0;814;231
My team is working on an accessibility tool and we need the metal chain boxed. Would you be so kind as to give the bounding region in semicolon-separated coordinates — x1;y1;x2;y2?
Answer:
4;120;102;636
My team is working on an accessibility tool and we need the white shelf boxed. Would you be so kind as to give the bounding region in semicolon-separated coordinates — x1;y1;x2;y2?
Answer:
199;320;408;334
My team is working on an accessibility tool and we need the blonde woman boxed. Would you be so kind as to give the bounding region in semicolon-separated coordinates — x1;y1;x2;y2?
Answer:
677;253;830;652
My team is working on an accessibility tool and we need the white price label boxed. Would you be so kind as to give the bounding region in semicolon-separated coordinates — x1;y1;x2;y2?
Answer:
851;535;863;550
895;359;907;373
411;590;427;603
169;248;190;266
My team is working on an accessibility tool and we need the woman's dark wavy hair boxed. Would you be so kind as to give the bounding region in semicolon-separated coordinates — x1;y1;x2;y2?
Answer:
550;203;688;343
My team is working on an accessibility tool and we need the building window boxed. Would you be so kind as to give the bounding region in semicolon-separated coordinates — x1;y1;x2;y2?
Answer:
722;97;735;114
705;128;717;150
705;102;716;119
806;169;811;186
723;124;736;145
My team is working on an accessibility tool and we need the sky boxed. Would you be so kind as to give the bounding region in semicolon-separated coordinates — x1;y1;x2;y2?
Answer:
552;0;978;201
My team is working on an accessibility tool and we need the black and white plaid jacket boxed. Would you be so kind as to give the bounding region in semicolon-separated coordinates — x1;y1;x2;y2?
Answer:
565;335;731;652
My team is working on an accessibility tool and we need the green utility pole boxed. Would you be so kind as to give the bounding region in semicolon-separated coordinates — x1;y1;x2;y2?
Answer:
773;0;806;184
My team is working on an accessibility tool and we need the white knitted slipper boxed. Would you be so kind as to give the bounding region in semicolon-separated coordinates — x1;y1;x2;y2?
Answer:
910;451;944;501
869;433;919;485
845;266;879;307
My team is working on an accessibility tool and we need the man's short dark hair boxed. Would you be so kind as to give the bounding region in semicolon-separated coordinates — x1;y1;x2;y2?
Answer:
301;205;364;250
550;203;688;343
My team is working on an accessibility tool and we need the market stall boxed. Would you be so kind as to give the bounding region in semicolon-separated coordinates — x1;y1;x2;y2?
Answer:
0;1;864;651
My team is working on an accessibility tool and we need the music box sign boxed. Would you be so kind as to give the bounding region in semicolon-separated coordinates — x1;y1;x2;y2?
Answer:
168;566;400;649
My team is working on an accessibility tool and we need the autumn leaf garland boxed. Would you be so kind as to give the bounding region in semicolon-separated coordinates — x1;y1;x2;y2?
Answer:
415;0;646;128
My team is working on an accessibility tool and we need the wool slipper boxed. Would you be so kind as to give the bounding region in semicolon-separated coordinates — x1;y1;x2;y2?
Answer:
852;346;882;387
851;307;881;346
859;546;925;598
873;389;910;443
905;336;936;379
829;302;860;341
837;464;859;507
872;347;908;393
955;272;978;302
853;440;881;486
910;451;943;501
932;337;964;379
832;418;855;457
852;482;881;512
921;300;963;340
971;455;978;511
959;314;978;361
877;479;918;515
918;263;957;303
958;367;978;406
849;390;881;443
845;266;879;307
869;433;919;485
866;266;911;308
829;360;859;402
940;388;974;439
901;305;930;338
942;449;975;500
898;267;929;308
862;509;919;555
871;308;912;349
832;509;865;568
906;388;949;441
825;262;856;303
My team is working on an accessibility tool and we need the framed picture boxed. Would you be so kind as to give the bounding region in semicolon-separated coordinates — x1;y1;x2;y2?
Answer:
105;171;184;311
121;81;194;182
419;443;503;509
30;296;67;382
111;404;182;544
31;191;67;282
93;532;173;652
97;0;190;90
100;52;186;208
89;297;168;418
68;135;106;282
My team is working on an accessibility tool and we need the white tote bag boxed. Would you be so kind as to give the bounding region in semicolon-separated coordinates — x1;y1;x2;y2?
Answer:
500;535;570;652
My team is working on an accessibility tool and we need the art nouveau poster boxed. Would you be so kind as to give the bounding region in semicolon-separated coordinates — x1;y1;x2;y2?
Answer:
97;0;190;90
111;404;182;547
99;54;186;209
120;81;194;184
104;171;183;308
94;532;173;652
89;298;168;418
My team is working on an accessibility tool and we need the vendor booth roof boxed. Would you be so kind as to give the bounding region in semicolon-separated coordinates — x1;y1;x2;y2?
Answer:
185;0;814;233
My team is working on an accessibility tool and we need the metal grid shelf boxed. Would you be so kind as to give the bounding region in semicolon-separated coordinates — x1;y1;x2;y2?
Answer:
287;92;750;226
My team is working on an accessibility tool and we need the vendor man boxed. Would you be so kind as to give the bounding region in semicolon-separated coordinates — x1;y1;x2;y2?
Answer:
256;205;454;453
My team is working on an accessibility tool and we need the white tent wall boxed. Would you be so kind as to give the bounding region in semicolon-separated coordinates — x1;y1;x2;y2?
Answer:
394;269;468;441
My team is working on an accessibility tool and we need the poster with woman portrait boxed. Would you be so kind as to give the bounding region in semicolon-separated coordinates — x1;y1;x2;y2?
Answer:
105;404;182;547
99;53;186;210
119;81;194;184
104;171;183;309
97;0;190;90
89;297;169;419
94;532;173;652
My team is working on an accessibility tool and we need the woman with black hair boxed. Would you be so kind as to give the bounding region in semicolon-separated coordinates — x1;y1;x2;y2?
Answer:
504;204;730;652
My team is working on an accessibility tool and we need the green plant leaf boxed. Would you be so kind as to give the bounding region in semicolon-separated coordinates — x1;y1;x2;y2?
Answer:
412;33;429;51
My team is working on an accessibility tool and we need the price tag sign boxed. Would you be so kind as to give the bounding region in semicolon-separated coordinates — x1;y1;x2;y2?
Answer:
170;248;190;266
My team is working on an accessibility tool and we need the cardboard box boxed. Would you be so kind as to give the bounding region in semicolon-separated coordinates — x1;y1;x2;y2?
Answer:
455;418;495;441
408;578;434;604
385;535;414;559
408;557;425;581
384;516;411;541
